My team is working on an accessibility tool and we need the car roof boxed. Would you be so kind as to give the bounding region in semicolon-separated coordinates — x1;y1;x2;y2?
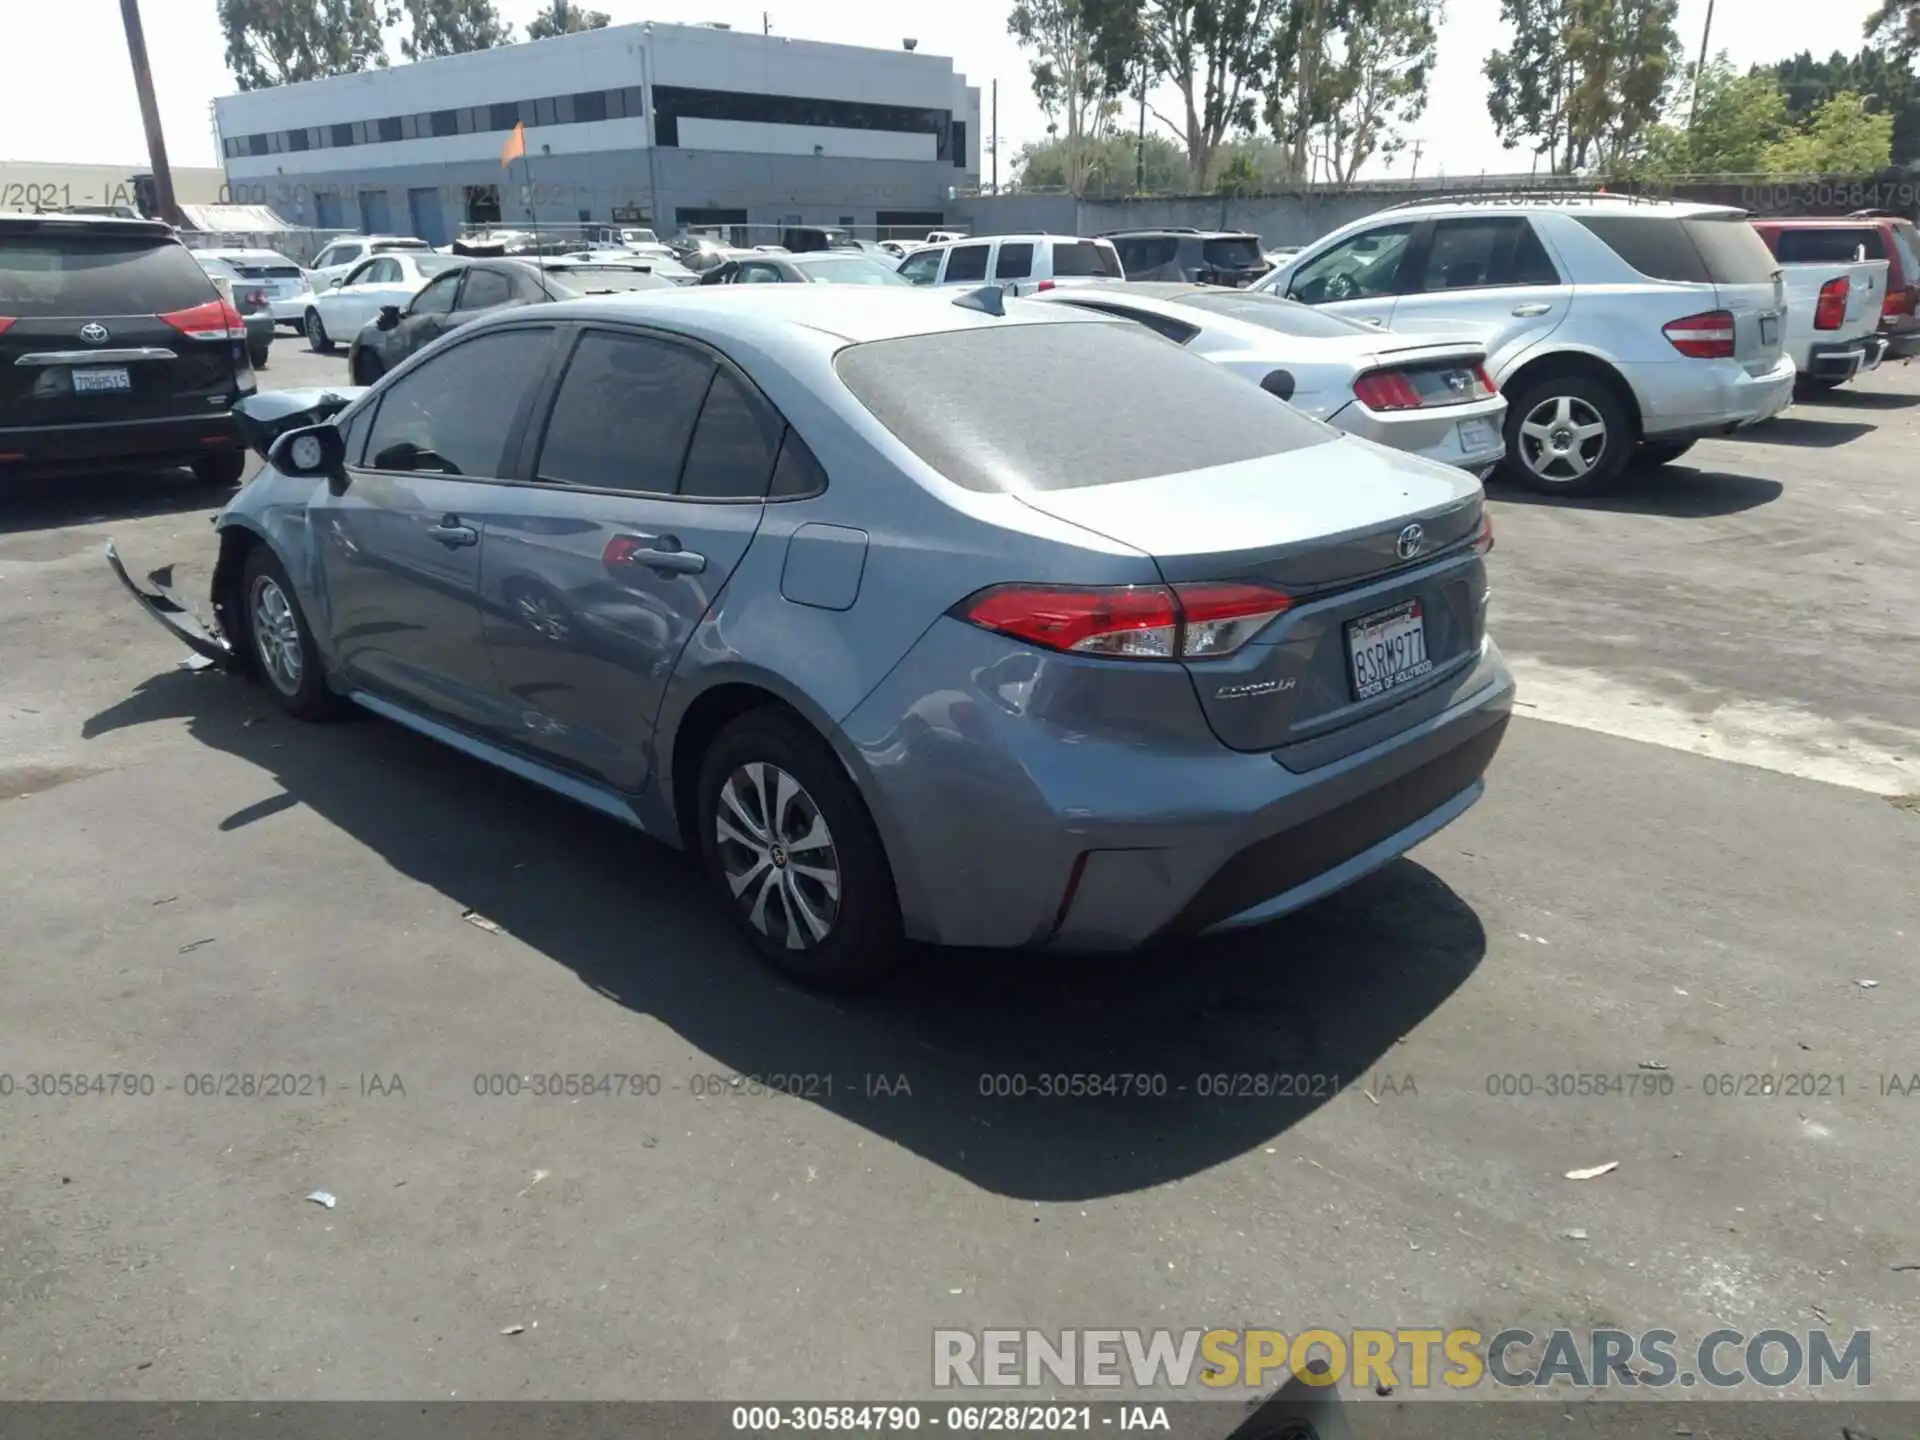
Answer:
1100;228;1258;239
1751;214;1909;226
0;210;174;238
1374;194;1744;220
197;247;296;261
511;283;1106;348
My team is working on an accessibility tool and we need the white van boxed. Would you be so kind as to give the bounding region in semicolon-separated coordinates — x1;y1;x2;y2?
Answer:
896;234;1124;296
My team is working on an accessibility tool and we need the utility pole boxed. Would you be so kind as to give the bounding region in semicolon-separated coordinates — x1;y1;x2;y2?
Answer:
119;0;178;224
1135;59;1148;192
990;79;999;192
1686;0;1717;131
763;11;771;35
1409;139;1424;181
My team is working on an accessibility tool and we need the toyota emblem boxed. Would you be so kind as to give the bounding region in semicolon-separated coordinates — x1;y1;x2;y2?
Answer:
1396;523;1425;560
79;323;110;345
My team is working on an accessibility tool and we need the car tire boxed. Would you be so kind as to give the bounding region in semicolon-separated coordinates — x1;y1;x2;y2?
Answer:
696;709;903;990
304;308;333;353
352;352;383;387
1502;374;1633;496
1636;438;1696;468
191;449;247;488
250;344;271;370
238;546;345;721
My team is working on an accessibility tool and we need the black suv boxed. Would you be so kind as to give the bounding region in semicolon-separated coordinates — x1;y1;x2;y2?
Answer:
1;212;255;485
1102;228;1271;287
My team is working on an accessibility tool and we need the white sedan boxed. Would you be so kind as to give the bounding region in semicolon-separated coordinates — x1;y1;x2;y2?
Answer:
302;251;464;353
1030;283;1509;474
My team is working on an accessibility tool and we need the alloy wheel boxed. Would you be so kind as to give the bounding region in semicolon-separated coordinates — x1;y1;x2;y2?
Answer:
1518;394;1608;484
250;574;304;695
713;761;841;951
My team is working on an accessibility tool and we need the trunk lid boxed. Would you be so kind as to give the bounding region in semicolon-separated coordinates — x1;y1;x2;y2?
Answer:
1015;437;1486;752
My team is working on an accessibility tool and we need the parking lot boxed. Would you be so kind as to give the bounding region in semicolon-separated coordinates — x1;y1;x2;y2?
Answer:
2;341;1918;1403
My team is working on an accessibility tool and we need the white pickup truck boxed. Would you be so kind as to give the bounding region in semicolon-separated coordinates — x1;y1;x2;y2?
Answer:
1780;258;1891;390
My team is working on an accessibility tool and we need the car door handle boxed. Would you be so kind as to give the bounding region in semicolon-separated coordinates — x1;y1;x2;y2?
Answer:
427;517;478;548
1358;315;1385;326
607;533;707;575
1512;303;1552;316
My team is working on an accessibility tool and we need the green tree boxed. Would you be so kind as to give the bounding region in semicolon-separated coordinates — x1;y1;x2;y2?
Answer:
1485;0;1680;172
1864;0;1920;68
1627;57;1791;176
525;0;610;39
1012;132;1188;193
1772;48;1920;164
1008;0;1136;193
1105;0;1295;191
1310;0;1440;184
217;0;392;89
1763;90;1895;172
398;0;513;59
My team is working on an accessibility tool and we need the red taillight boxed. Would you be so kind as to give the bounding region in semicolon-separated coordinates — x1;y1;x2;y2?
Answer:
161;297;247;342
956;581;1292;661
1353;369;1423;411
244;287;269;309
1474;365;1498;395
1885;286;1916;318
1663;309;1735;359
1473;511;1495;556
0;316;15;336
1034;280;1056;292
1814;277;1849;331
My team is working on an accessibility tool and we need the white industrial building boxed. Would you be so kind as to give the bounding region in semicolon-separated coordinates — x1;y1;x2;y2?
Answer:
212;20;981;245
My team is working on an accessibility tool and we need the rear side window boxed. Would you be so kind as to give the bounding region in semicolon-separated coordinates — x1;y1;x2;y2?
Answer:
1051;240;1120;278
1202;236;1264;270
363;327;552;477
1115;237;1178;272
460;268;513;310
678;366;784;500
834;320;1330;494
536;329;713;495
1414;217;1562;291
945;244;990;282
994;243;1034;280
1774;227;1882;264
0;233;217;317
1576;215;1779;285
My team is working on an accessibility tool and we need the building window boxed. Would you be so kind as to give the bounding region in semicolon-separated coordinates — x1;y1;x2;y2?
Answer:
430;110;458;137
534;96;557;126
952;120;967;168
456;107;475;134
466;185;502;223
650;85;948;149
622;86;645;119
519;98;538;126
555;94;576;124
401;113;420;140
331;123;355;148
354;120;373;145
248;134;270;157
491;101;520;131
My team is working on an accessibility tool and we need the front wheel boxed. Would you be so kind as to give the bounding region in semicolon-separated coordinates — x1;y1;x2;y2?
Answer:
351;351;383;386
191;449;246;488
1636;438;1697;468
1501;375;1633;497
239;546;346;721
304;308;333;353
696;711;903;990
249;344;271;370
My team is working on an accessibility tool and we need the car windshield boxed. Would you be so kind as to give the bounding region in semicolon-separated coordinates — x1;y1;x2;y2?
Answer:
835;318;1329;493
794;256;911;286
1173;289;1379;338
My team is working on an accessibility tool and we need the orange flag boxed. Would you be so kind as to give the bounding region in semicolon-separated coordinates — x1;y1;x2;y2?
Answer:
500;122;526;168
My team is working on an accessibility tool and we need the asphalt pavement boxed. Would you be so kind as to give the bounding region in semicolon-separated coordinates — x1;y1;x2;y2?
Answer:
1;343;1916;1408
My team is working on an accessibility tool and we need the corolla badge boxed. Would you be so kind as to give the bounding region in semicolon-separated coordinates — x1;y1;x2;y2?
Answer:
1214;678;1297;701
79;323;111;345
1396;523;1425;560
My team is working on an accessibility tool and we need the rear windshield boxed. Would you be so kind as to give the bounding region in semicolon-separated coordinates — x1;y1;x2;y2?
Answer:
1773;227;1883;264
1176;289;1377;337
546;268;669;295
1575;214;1778;285
1203;236;1266;270
1050;241;1121;278
372;240;430;252
226;255;304;279
413;255;461;276
0;231;217;317
793;256;909;285
834;319;1329;493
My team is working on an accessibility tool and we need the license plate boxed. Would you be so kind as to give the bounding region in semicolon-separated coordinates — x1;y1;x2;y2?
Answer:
72;367;131;393
1347;598;1433;701
1760;315;1779;346
1457;417;1499;454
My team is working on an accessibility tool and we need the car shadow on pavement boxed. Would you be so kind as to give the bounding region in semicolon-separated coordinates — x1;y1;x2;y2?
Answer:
1486;464;1782;518
1797;383;1919;410
85;667;1489;1204
0;464;247;537
1732;415;1876;448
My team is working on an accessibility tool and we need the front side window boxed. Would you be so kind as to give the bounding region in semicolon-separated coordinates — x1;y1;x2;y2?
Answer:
1287;223;1415;304
409;271;463;315
362;328;552;477
459;269;514;310
897;250;942;285
535;330;715;494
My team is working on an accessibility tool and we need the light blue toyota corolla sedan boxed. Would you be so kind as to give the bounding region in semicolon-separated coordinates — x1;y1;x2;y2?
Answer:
110;284;1513;988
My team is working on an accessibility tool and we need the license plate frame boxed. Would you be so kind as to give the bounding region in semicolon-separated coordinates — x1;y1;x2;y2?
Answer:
71;366;132;394
1456;417;1499;454
1346;598;1433;702
1760;315;1780;347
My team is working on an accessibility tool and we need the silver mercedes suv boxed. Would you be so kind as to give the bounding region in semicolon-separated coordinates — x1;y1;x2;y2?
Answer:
1257;194;1795;495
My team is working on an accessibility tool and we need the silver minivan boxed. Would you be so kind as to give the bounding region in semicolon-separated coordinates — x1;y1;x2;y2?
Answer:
896;234;1124;297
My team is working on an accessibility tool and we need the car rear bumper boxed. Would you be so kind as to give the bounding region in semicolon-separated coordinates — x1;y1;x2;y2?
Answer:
841;621;1514;951
1805;335;1886;382
1330;398;1508;472
1630;353;1796;440
0;410;243;478
269;295;314;325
